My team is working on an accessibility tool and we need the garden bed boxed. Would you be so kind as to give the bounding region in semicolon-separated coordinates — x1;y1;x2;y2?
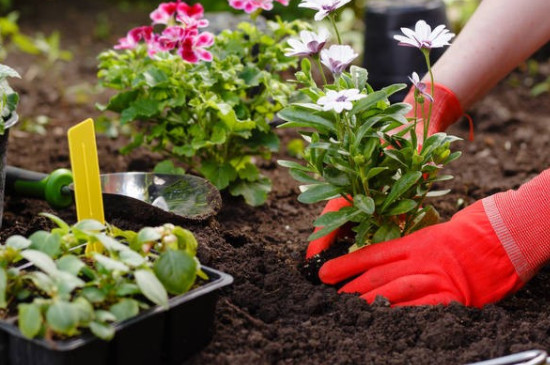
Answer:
4;0;550;363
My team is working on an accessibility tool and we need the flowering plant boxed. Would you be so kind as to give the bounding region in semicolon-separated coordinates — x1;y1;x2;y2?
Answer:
98;1;306;205
278;4;461;249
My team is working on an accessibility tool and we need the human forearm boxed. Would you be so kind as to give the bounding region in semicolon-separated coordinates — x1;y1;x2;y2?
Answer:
431;0;550;110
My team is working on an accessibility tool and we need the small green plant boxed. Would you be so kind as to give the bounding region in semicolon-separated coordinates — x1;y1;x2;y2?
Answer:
278;2;461;250
0;61;19;133
0;213;204;341
97;1;305;206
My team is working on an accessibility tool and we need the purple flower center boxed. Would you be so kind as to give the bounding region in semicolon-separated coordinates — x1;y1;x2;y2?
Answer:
336;95;348;102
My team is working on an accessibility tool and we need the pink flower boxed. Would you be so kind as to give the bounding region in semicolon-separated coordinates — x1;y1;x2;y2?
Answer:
176;14;209;29
408;72;433;102
150;2;205;25
228;0;288;13
178;32;215;63
115;26;153;50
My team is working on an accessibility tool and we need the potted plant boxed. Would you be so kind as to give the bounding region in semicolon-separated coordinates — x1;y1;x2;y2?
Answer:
0;213;232;365
278;3;461;253
97;1;307;206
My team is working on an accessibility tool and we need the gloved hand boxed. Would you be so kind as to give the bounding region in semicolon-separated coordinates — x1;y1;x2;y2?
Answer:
306;83;464;260
319;169;550;307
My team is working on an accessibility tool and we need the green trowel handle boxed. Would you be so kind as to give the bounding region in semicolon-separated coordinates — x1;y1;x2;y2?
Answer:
5;166;74;209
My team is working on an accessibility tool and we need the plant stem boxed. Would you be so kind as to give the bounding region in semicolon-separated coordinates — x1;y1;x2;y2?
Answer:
422;48;434;145
314;55;328;86
329;15;343;45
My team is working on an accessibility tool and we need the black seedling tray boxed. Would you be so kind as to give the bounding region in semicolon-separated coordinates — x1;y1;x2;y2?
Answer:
0;266;233;365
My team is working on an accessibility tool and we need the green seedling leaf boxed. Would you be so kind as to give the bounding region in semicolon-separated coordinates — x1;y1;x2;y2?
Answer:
21;250;57;275
119;249;146;267
154;250;197;295
173;227;198;254
109;298;140;322
40;212;70;232
135;269;169;308
73;297;94;324
46;300;79;335
350;90;386;115
94;254;130;273
381;171;422;212
6;235;31;250
25;272;55;295
289;168;319;184
54;270;85;297
0;268;6;308
57;255;85;276
90;321;115;341
95;233;129;252
74;219;106;232
153;160;185;175
298;184;342;204
95;310;117;323
18;303;42;339
115;283;141;297
82;287;107;304
30;232;61;258
137;227;162;245
199;161;238;190
354;195;375;215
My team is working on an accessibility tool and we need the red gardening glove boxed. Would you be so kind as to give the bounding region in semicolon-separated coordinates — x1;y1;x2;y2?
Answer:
319;169;550;307
306;84;464;260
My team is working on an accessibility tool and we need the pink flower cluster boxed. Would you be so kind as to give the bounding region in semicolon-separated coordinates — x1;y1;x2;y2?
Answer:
228;0;289;14
114;1;214;63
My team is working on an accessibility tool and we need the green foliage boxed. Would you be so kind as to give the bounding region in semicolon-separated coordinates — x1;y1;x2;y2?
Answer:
98;18;307;205
278;60;461;249
0;213;205;341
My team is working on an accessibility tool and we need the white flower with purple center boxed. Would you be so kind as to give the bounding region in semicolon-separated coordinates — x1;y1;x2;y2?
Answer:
320;45;358;75
408;72;433;102
317;89;365;113
394;20;455;50
298;0;351;21
285;28;330;57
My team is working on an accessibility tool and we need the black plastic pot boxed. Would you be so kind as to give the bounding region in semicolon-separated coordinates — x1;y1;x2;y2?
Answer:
0;266;233;365
0;113;18;229
363;0;449;101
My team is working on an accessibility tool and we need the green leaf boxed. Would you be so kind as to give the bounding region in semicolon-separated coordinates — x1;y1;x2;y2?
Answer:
199;161;238;190
350;90;386;115
289;168;319;184
373;222;401;243
106;90;139;113
0;64;20;79
381;171;422;212
94;254;130;273
0;268;6;308
89;321;115;341
229;177;271;206
366;167;388;180
115;283;141;297
381;83;407;98
298;184;342;204
153;160;185;175
109;298;140;322
18;303;42;339
25;272;55;294
136;227;162;245
40;212;70;232
82;287;107;304
119;250;146;267
354;195;375;215
21;250;57;275
95;233;129;252
46;301;79;335
30;232;61;258
143;67;169;87
135;270;169;308
154;250;197;295
406;205;440;234
277;160;313;172
277;106;336;134
309;207;361;241
121;99;162;124
94;310;117;323
425;189;451;197
72;297;94;324
350;65;368;89
74;219;105;232
383;199;418;215
57;255;85;276
6;235;32;250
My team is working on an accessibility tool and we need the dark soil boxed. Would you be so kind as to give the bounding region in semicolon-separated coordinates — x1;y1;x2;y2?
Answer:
3;1;550;364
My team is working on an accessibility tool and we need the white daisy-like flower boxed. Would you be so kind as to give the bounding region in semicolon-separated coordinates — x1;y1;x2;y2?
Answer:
393;20;455;50
285;28;330;57
320;45;358;75
408;72;433;102
317;89;365;113
298;0;351;21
